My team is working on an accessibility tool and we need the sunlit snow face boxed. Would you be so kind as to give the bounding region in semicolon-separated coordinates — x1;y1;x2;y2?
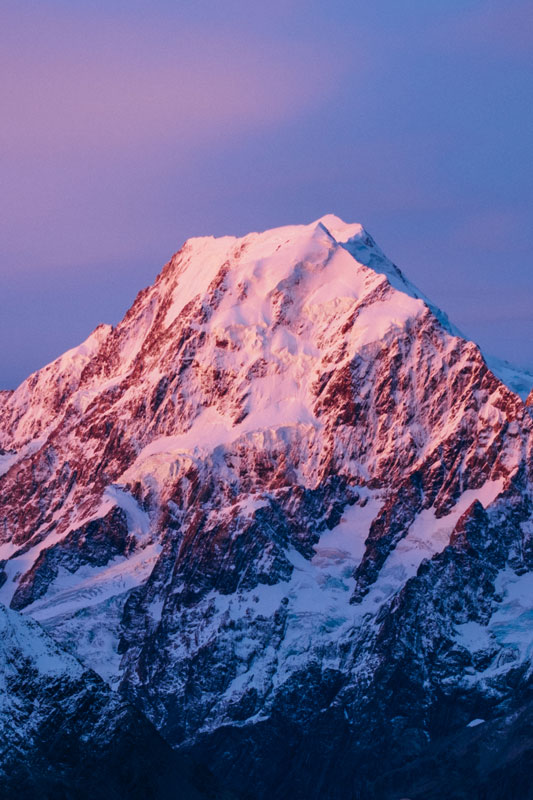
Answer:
1;1;532;388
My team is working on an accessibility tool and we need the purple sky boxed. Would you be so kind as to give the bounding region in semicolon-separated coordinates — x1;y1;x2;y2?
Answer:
1;0;532;389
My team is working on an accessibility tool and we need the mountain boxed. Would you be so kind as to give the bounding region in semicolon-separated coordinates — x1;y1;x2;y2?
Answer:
1;214;533;798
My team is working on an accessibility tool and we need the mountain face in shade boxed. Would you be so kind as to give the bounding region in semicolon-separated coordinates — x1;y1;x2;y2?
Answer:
1;215;533;798
0;602;213;800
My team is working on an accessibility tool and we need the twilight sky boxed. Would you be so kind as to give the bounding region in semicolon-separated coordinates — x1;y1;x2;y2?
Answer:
1;0;532;389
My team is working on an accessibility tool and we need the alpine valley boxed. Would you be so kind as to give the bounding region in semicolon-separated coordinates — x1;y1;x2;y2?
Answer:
2;215;533;799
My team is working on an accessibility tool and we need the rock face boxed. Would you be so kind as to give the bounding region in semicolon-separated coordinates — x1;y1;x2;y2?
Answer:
0;602;211;799
1;214;533;797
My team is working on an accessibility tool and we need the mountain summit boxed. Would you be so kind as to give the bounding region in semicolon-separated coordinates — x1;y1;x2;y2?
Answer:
1;216;533;798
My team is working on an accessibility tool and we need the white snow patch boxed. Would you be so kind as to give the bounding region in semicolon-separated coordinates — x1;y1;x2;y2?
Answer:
236;494;270;517
351;289;425;350
121;405;320;484
366;479;505;606
487;570;533;666
455;620;494;653
0;451;18;478
312;496;384;566
104;485;151;539
25;542;161;622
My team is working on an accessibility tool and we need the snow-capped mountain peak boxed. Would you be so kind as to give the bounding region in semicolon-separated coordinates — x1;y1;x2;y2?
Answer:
1;215;533;797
